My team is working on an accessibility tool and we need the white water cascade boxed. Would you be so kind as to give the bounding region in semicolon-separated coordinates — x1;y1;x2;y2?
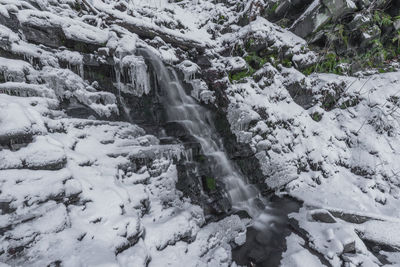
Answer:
140;49;267;217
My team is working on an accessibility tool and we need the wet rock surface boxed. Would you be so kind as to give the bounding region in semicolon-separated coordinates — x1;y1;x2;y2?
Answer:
232;196;302;267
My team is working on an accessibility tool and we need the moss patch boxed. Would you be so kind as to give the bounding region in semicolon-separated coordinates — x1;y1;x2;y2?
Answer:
205;177;216;191
311;112;322;122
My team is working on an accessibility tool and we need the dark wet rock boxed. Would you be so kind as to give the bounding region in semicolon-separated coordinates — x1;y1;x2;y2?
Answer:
61;98;105;120
233;196;302;267
265;0;314;26
288;217;310;240
0;198;16;214
164;121;191;138
0;133;33;151
360;238;400;258
330;210;380;224
196;55;212;68
21;23;67;49
310;209;337;223
290;3;330;39
343;240;356;253
0;13;20;33
234;210;251;220
255;231;272;246
285;80;314;109
248;246;269;263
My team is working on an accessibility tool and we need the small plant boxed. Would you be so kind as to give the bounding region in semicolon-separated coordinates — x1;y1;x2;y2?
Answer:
311;112;322;122
268;2;279;15
217;15;227;25
244;52;267;69
335;24;348;47
205;177;216;191
340;97;360;109
392;30;400;49
309;53;347;75
321;93;337;110
282;58;292;67
74;1;82;11
245;38;255;50
302;65;315;75
373;11;392;27
229;68;255;82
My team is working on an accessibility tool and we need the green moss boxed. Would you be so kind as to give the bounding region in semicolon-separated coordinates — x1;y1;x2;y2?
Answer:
228;53;261;82
311;112;322;122
73;1;82;11
205;177;216;191
268;2;279;15
244;52;267;69
217;15;227;25
229;67;255;82
302;65;315;75
282;58;292;67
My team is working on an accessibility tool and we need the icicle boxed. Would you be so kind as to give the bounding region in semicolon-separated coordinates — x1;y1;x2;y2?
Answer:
120;55;150;97
177;60;200;82
28;56;33;66
113;55;122;97
78;63;84;79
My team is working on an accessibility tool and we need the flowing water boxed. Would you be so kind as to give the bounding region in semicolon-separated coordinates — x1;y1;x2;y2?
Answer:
139;49;301;266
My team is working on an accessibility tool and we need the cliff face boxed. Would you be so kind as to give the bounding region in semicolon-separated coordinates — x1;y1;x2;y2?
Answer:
1;0;400;266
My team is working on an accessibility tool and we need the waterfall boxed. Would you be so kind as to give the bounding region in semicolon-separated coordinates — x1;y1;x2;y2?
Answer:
137;49;302;266
139;48;264;217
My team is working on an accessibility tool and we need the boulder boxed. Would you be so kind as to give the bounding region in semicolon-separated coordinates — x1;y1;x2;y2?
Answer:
290;3;331;38
322;0;357;19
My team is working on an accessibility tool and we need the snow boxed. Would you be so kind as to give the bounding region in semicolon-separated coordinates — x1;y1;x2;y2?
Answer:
357;220;400;248
0;83;56;99
178;60;200;81
0;101;47;139
17;9;109;45
0;58;35;83
281;234;324;267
